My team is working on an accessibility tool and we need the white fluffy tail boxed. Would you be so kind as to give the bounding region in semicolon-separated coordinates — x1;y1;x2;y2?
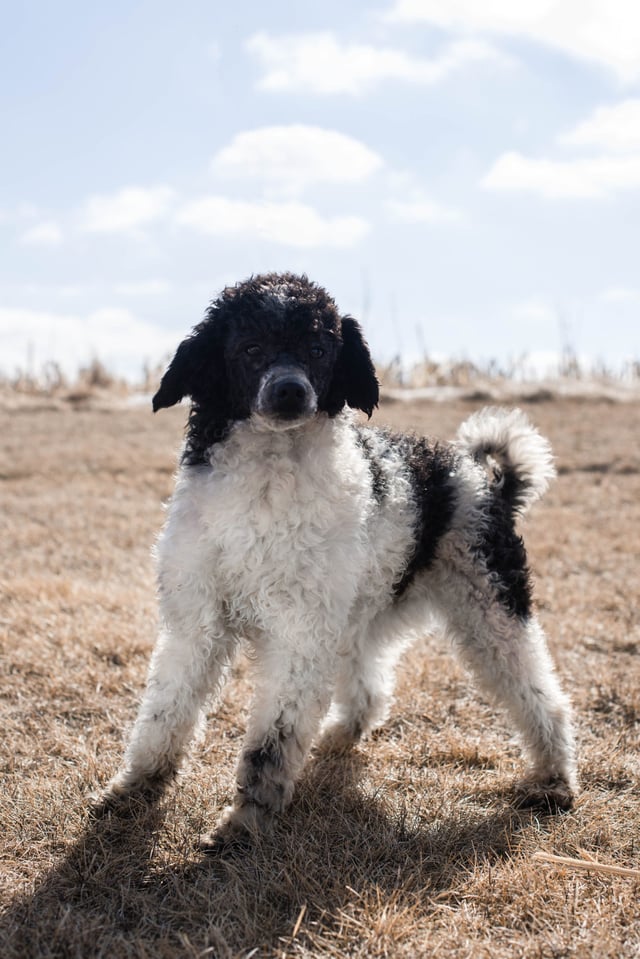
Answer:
456;407;556;515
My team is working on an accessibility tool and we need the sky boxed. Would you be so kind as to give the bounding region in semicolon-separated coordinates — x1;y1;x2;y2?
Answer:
2;0;640;380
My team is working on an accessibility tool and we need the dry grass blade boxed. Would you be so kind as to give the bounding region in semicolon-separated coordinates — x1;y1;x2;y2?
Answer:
534;852;640;880
291;903;307;939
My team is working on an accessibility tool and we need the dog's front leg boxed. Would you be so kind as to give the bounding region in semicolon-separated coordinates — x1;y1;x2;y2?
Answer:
103;617;236;806
204;636;334;844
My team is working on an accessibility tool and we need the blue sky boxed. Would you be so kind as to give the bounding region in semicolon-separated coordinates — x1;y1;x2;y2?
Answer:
2;0;640;379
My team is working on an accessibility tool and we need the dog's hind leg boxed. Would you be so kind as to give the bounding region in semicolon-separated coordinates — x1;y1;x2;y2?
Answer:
441;587;577;810
321;615;408;749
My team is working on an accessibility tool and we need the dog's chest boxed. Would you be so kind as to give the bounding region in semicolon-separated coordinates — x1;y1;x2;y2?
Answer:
185;422;370;624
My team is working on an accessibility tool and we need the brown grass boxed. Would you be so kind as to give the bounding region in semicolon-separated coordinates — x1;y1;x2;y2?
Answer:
1;397;639;958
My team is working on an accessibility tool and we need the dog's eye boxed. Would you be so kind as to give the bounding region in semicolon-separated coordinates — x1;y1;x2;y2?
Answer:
244;344;263;357
310;346;324;359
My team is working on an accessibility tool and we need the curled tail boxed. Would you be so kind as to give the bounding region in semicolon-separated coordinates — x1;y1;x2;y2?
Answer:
456;407;556;516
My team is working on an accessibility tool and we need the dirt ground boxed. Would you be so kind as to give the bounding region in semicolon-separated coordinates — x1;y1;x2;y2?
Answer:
1;395;639;958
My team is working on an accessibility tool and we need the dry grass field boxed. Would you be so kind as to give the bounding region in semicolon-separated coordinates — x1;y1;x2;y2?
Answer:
1;393;639;958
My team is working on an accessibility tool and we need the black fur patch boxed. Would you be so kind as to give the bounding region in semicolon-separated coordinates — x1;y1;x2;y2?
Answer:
393;436;459;597
475;494;533;618
244;740;283;776
183;407;233;465
353;427;389;503
351;428;458;596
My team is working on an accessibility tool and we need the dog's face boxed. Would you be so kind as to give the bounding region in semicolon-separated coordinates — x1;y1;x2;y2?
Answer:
229;326;331;428
153;273;379;438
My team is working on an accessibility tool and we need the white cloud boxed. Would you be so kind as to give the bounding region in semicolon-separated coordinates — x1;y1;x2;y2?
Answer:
385;0;640;83
482;150;640;197
559;100;640;153
0;306;176;379
247;31;508;95
386;195;462;223
19;221;63;246
600;286;640;303
1;204;43;226
114;280;172;296
79;186;174;234
211;125;383;193
176;195;369;248
512;300;557;327
485;98;640;199
56;285;92;297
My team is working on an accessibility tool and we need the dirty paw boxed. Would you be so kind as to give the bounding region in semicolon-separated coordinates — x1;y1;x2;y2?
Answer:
89;773;170;818
199;802;271;854
514;775;576;813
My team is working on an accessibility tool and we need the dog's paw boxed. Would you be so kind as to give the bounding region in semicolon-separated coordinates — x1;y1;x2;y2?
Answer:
88;788;126;820
514;774;576;813
318;718;367;754
318;727;358;754
199;802;270;854
89;773;169;819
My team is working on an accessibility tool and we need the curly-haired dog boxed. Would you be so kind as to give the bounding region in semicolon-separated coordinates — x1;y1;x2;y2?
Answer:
103;272;577;843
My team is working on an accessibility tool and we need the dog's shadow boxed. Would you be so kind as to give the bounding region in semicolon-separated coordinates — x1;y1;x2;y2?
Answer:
1;750;539;957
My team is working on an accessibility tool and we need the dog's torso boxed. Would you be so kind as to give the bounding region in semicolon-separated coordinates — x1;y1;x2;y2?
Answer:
157;413;434;650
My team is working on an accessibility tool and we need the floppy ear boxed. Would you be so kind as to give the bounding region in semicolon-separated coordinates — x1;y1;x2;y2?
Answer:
323;316;379;418
152;313;226;413
152;336;199;411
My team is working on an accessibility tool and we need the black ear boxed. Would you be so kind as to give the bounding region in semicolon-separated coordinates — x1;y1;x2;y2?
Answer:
342;317;379;415
323;316;379;418
152;336;199;411
152;310;227;413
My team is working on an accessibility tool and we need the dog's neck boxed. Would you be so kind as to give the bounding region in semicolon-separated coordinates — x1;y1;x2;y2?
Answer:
204;410;354;468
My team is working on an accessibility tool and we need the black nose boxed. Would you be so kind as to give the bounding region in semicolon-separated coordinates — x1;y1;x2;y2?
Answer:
267;374;312;417
274;379;306;404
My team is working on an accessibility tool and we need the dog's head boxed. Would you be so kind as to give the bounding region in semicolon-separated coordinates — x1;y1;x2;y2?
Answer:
153;273;379;458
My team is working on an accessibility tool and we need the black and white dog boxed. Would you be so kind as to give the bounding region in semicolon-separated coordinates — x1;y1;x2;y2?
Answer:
104;272;577;843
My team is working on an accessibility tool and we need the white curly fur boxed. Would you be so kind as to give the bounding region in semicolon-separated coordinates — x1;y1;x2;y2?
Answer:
456;406;556;513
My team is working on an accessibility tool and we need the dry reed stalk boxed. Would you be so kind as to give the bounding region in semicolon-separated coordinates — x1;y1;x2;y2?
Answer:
534;852;640;880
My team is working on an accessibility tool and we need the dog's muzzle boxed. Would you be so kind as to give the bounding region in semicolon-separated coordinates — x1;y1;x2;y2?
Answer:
255;368;317;423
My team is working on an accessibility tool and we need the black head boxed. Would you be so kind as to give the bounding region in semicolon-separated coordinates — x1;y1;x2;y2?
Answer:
153;272;379;463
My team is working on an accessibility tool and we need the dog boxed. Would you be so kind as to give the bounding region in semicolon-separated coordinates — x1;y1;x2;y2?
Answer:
103;272;577;844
